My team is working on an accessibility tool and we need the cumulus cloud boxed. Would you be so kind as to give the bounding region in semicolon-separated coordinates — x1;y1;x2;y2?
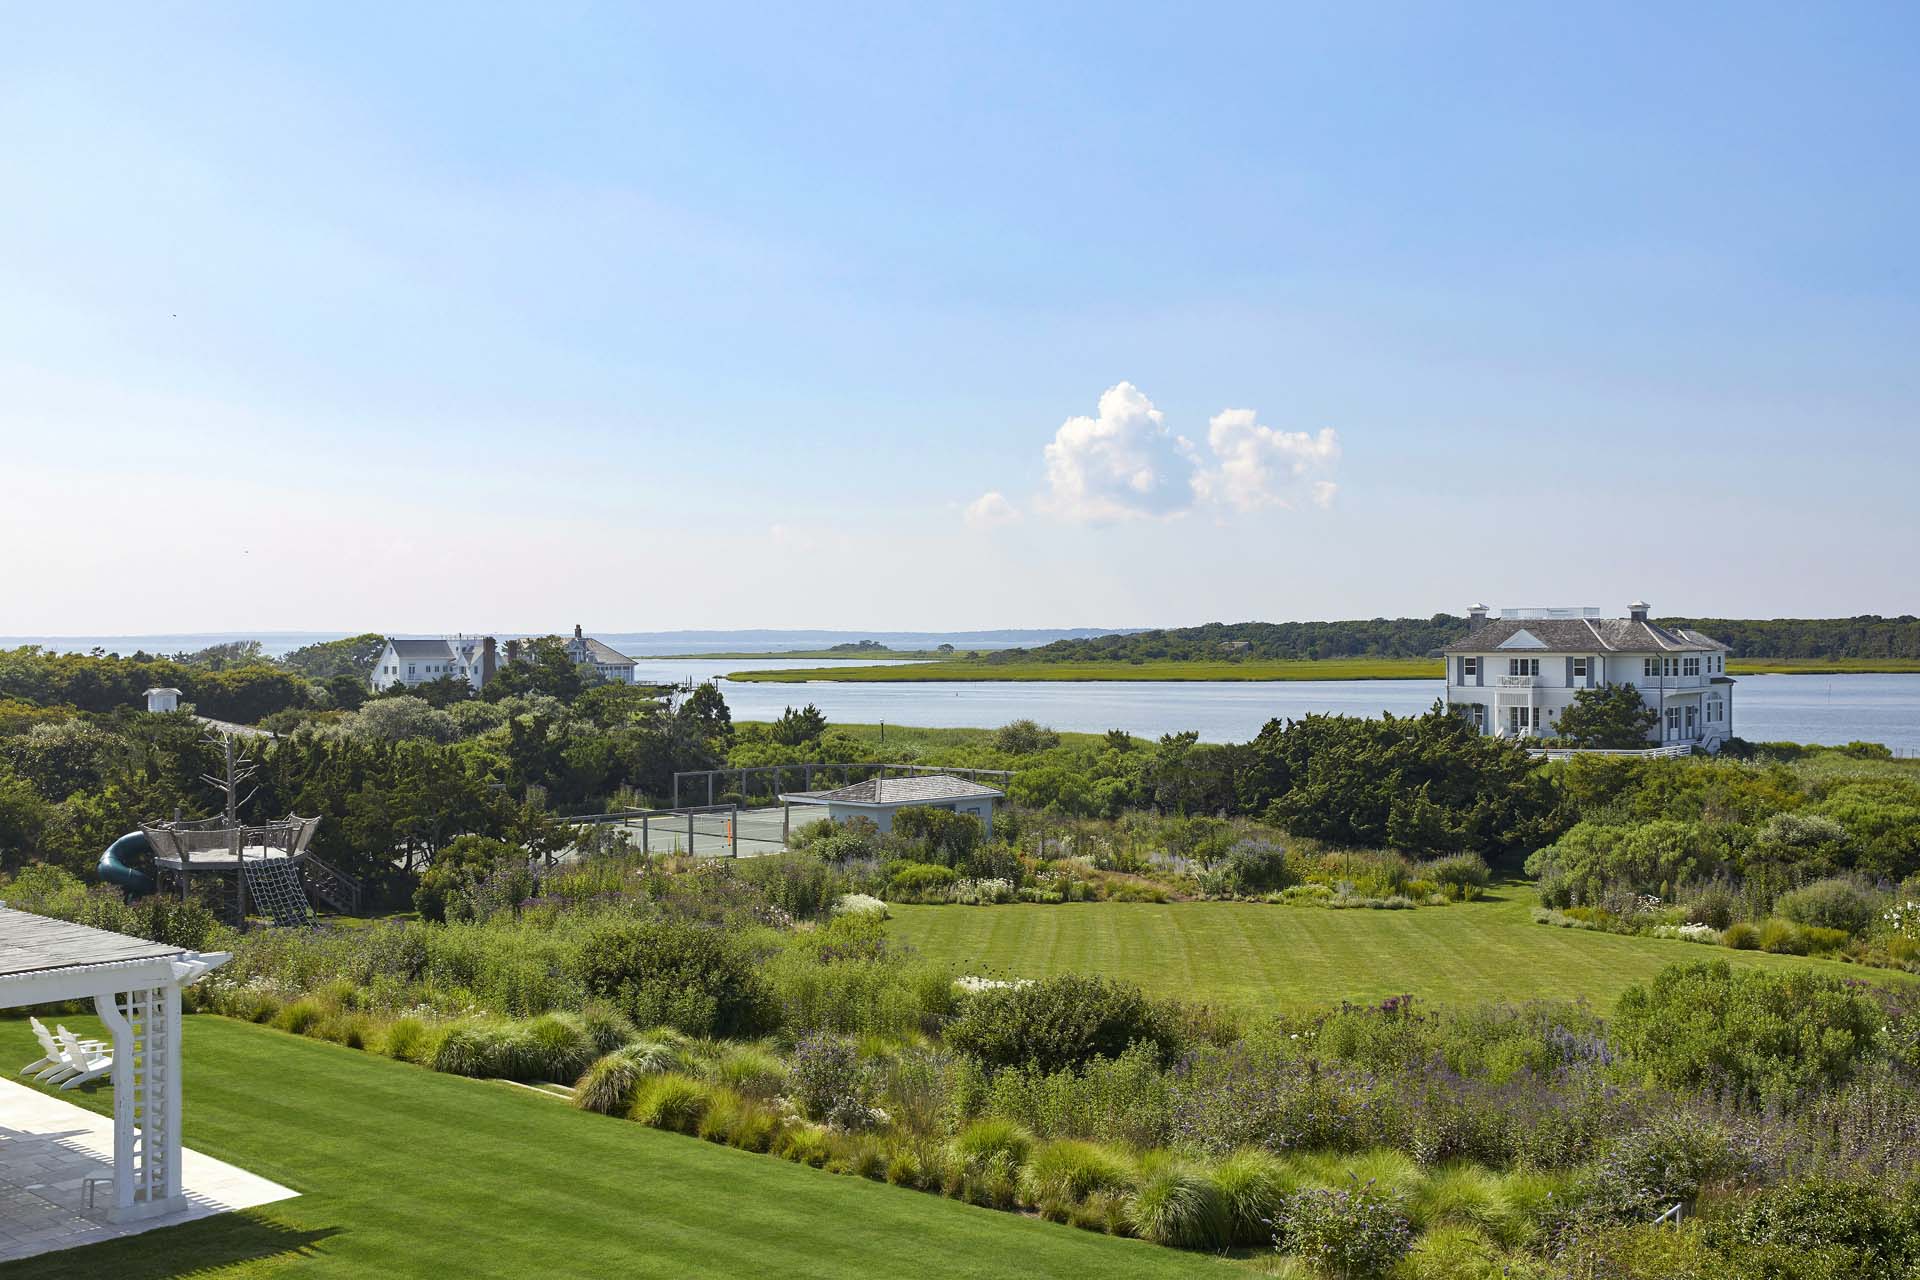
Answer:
1040;381;1197;521
963;491;1022;530
992;383;1340;525
1191;409;1342;512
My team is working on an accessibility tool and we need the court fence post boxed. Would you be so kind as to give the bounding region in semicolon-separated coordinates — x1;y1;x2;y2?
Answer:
731;804;739;858
688;811;696;855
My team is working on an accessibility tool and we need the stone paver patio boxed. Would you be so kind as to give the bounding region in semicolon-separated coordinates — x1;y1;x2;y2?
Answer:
0;1076;296;1263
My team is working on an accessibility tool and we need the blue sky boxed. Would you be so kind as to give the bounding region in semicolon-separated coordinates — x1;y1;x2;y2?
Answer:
3;3;1916;633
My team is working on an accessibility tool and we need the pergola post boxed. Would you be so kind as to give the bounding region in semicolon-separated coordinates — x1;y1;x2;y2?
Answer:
92;981;184;1221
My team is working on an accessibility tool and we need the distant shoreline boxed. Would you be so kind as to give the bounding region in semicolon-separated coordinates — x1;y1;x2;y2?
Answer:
721;656;1920;683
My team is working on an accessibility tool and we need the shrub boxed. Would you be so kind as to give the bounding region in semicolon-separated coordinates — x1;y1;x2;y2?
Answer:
1023;1138;1136;1207
1777;878;1882;937
1126;1158;1230;1250
886;862;959;901
1282;1181;1414;1278
1611;961;1883;1101
993;719;1061;754
1714;1174;1920;1277
570;918;771;1038
831;893;888;918
1722;921;1761;950
1424;853;1492;902
1213;1149;1293;1246
1757;917;1808;955
788;1033;881;1130
1583;1115;1746;1222
628;1073;714;1134
947;974;1176;1074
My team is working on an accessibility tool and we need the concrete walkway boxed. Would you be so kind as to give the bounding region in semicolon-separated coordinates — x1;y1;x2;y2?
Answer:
0;1076;297;1263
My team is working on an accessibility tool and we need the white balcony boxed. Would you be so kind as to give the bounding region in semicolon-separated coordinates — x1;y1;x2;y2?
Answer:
1495;674;1542;688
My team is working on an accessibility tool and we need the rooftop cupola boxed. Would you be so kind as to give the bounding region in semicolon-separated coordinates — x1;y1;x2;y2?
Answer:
1629;600;1650;622
1467;603;1490;628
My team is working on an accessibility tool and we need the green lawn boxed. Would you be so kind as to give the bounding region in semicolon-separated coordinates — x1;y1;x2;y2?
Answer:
726;655;1920;682
0;1017;1224;1279
887;892;1905;1011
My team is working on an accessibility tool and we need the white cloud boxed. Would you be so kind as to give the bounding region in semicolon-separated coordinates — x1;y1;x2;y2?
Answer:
1000;382;1341;525
1040;381;1196;521
963;491;1022;530
1192;409;1342;512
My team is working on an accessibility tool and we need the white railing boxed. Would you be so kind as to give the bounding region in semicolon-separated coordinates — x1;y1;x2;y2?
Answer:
1496;675;1541;688
1530;743;1693;761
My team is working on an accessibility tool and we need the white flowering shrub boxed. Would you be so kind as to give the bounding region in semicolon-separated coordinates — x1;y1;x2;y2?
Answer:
1654;922;1722;944
949;878;1015;905
830;893;889;918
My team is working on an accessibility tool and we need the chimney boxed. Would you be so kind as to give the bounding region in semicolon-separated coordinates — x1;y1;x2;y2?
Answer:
1629;600;1650;623
574;623;583;641
1467;603;1490;629
481;636;497;686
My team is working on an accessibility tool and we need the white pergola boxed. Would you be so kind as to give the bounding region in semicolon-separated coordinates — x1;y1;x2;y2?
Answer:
0;905;228;1223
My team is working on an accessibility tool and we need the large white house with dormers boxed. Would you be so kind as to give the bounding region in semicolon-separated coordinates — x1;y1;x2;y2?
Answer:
1442;601;1733;752
369;635;498;693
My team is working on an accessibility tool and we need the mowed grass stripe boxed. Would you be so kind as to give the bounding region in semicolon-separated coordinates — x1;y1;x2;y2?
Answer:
0;1017;1225;1279
889;893;1906;1010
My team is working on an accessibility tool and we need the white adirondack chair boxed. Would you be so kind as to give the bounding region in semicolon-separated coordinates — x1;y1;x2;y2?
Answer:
21;1017;104;1082
51;1025;113;1090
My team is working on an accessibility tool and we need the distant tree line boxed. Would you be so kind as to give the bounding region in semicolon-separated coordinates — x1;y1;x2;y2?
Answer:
985;615;1920;663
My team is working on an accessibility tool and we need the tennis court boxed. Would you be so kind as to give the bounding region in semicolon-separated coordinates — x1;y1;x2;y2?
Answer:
571;803;832;859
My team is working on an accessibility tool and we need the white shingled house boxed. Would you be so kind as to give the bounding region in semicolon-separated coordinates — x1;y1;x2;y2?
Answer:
369;636;498;693
1442;601;1734;752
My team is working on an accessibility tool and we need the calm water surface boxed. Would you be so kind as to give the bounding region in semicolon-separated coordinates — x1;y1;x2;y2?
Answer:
627;662;1920;753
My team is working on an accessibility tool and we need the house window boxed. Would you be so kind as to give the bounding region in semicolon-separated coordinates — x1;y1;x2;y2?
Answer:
1508;658;1539;676
1462;657;1479;678
1644;658;1657;678
1508;706;1534;734
1572;658;1588;679
1684;657;1700;677
1665;707;1681;736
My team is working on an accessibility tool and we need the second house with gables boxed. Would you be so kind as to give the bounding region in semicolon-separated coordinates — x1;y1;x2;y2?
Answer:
1442;601;1733;751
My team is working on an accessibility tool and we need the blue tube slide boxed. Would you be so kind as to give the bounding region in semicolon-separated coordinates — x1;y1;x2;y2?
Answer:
98;831;155;895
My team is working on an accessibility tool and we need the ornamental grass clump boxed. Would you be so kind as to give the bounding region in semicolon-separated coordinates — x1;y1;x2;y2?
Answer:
1212;1149;1295;1246
379;1015;438;1064
1022;1138;1136;1208
705;1044;788;1100
950;1118;1036;1174
628;1073;714;1134
521;1012;598;1082
1126;1157;1231;1250
573;1033;698;1113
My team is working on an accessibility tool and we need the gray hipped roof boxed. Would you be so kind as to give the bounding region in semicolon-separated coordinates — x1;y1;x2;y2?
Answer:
580;637;633;665
1442;617;1729;655
813;775;1005;805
